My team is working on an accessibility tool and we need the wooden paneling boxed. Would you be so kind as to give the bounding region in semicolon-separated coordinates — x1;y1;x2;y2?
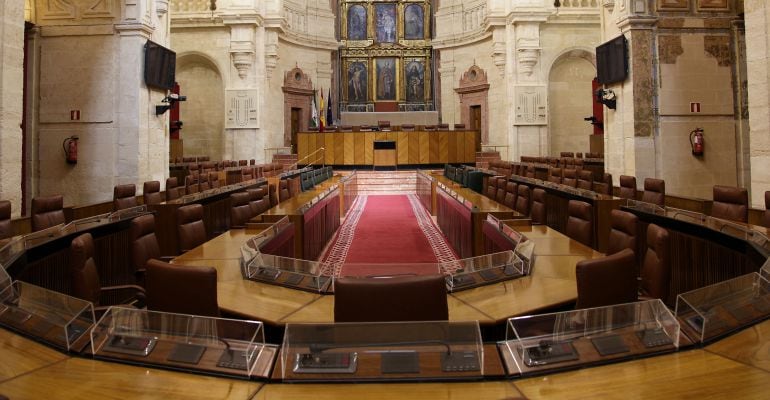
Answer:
397;131;409;164
429;133;440;164
464;131;476;162
297;134;308;161
438;132;449;164
334;133;344;163
409;132;420;164
343;134;355;165
324;133;335;165
365;132;375;164
419;131;430;164
448;133;458;163
354;134;366;164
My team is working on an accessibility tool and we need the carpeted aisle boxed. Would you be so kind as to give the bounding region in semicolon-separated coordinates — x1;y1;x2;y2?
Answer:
321;194;457;276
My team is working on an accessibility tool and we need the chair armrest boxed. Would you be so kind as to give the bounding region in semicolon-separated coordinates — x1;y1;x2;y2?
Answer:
100;284;146;308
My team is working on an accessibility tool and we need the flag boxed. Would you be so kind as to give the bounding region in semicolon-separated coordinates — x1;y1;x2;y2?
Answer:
310;90;319;129
326;87;333;127
319;88;326;132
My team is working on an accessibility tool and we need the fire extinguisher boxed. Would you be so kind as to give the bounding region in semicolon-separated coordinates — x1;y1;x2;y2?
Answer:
63;135;79;164
690;128;704;156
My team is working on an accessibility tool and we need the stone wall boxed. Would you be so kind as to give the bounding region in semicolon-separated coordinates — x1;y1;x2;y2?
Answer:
0;0;25;215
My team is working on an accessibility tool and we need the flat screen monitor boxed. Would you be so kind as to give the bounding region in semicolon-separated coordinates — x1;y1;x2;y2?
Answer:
144;40;176;90
596;35;628;85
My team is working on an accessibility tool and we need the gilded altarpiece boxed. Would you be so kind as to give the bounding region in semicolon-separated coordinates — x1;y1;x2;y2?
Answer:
340;0;433;112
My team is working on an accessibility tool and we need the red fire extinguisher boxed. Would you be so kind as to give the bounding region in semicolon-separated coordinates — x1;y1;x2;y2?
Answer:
690;128;704;156
63;136;79;164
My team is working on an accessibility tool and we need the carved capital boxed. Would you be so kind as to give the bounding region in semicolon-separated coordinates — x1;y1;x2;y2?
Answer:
517;48;540;77
231;51;254;79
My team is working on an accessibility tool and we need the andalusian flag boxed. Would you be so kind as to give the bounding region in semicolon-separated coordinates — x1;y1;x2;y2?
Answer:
319;88;326;132
310;90;319;129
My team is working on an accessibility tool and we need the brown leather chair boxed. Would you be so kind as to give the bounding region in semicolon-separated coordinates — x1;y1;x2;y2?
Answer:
454;123;466;129
515;185;531;216
143;181;163;205
198;173;211;192
606;209;638;255
531;188;547;225
565;200;593;247
145;259;219;317
185;175;199;194
762;191;770;229
31;195;66;232
113;184;137;211
238;160;248;167
548;167;562;184
577;170;593;191
711;185;749;223
209;172;221;189
560;152;574;158
130;213;162;285
0;200;11;240
562;169;578;187
641;178;665;206
485;177;499;199
619;175;637;200
503;182;518;209
437;123;450;130
176;204;207;253
495;178;508;204
334;275;448;322
166;177;183;201
247;187;270;215
230;192;253;228
592;174;612;196
525;164;536;179
69;233;144;309
279;180;290;202
639;224;670;301
575;248;637;309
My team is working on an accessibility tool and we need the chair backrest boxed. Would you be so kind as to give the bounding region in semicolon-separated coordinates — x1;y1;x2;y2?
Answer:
31;195;65;232
143;181;163;205
640;224;670;301
548;167;562;184
113;184;137;211
166;177;182;201
503;182;518;209
145;259;219;317
230;192;253;228
762;191;770;229
69;233;102;304
176;204;207;253
562;169;578;188
495;179;507;204
641;178;665;206
279;179;290;202
606;209;638;255
531;188;547;225
515;185;531;216
198;173;211;192
209;172;220;189
711;185;749;223
485;177;498;199
565;200;593;247
130;213;161;279
0;200;11;240
619;175;637;200
185;175;199;194
577;170;593;190
334;275;448;322
575;248;637;309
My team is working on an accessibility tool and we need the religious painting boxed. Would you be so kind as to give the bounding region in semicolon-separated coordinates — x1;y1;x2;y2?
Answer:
404;4;424;40
374;3;397;43
347;61;368;103
656;0;688;10
405;59;425;102
375;58;396;101
347;5;367;40
697;0;729;11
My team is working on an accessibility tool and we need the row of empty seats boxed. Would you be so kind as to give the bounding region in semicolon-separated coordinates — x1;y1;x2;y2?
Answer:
230;187;271;228
308;123;467;132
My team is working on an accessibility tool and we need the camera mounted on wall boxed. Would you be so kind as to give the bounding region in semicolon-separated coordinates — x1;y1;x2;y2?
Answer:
155;93;187;115
595;88;616;110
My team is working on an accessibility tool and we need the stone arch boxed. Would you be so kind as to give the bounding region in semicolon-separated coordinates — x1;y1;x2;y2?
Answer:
546;47;597;156
175;52;225;159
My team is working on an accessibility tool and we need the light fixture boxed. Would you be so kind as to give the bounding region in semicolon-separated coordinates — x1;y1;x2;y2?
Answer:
554;0;561;7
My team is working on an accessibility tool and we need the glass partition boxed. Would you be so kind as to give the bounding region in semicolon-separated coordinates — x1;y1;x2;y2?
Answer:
281;321;483;382
91;307;271;380
442;251;523;292
675;273;770;344
761;258;770;281
23;223;65;249
108;205;149;222
0;281;95;352
0;237;25;269
502;299;679;376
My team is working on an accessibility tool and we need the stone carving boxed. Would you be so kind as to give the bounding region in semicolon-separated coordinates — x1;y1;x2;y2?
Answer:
704;35;731;67
231;51;254;79
517;48;540;76
514;86;547;125
697;0;729;11
40;0;77;20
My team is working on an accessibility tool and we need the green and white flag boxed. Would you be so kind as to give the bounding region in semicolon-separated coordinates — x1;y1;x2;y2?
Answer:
310;90;319;128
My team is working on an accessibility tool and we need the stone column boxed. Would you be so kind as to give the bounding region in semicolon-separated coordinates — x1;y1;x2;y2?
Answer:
745;0;770;206
0;0;25;214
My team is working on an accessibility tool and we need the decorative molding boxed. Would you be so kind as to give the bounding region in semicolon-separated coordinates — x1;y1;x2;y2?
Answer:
225;89;259;129
517;48;541;76
602;0;616;13
156;0;169;16
514;85;547;126
265;31;279;80
282;67;314;93
231;51;254;79
40;0;77;21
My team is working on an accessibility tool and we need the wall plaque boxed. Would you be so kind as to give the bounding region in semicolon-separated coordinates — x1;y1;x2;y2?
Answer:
225;89;259;129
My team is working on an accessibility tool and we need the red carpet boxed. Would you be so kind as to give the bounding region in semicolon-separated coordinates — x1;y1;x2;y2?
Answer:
321;195;457;277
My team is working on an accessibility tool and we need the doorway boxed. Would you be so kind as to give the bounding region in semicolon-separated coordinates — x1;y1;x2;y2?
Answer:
470;105;481;151
290;108;301;153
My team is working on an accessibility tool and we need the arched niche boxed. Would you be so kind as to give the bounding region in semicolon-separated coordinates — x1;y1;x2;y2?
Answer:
547;49;597;156
175;53;225;159
282;67;314;150
455;65;489;149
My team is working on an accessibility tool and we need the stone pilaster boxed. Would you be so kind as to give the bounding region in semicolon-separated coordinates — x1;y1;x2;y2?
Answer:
0;0;25;214
745;0;770;206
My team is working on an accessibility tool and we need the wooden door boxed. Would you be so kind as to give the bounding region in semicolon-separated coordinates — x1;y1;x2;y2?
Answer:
470;105;482;151
290;108;301;152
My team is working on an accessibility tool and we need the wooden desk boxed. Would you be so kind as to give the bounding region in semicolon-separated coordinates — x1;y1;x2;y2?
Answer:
0;328;68;381
706;318;770;372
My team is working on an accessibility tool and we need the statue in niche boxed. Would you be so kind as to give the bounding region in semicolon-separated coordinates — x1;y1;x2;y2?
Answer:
375;4;397;43
348;62;368;102
376;58;396;101
347;5;367;40
404;4;424;40
405;60;424;102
